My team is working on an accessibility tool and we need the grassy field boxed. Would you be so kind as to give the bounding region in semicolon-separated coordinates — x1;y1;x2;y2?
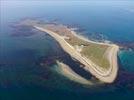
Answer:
66;36;110;69
42;24;110;69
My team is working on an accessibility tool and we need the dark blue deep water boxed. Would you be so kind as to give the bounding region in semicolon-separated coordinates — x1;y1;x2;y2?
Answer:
0;1;134;100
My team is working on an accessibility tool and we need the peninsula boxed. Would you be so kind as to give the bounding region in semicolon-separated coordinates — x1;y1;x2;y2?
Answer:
33;23;119;83
19;19;119;83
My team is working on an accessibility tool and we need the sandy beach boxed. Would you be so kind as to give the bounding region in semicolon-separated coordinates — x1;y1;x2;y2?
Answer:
34;25;119;83
55;61;93;85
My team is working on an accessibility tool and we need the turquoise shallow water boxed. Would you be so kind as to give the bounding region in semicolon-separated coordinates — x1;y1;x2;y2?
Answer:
119;50;134;72
0;1;134;100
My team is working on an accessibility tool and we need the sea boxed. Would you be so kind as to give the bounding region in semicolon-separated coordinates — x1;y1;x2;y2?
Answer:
0;1;134;100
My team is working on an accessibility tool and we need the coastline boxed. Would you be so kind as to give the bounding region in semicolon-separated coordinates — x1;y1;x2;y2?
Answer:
34;25;119;83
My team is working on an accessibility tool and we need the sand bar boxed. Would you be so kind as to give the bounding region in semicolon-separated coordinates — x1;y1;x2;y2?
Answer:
56;61;93;85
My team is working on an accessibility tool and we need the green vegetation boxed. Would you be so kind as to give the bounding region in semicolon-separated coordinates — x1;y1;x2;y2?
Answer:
66;36;110;69
43;23;110;69
66;36;89;46
81;44;109;69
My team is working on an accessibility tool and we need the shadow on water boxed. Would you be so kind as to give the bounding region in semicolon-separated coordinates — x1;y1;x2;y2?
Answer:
39;41;93;80
111;56;134;90
60;52;92;80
